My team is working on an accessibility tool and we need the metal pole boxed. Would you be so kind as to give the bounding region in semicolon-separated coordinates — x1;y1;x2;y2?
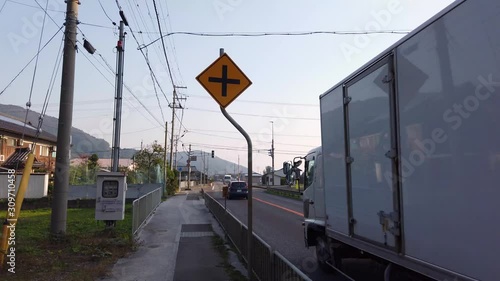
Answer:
163;121;168;195
219;47;253;281
271;121;274;186
112;21;126;172
50;0;79;236
169;89;176;170
187;144;191;190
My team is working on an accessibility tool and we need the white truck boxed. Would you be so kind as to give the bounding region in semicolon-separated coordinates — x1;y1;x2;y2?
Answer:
285;1;500;280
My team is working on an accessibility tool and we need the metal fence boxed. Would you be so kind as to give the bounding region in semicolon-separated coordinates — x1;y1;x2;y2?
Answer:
132;187;162;235
204;192;312;281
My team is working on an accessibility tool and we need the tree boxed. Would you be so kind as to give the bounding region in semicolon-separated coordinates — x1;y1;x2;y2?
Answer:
133;141;165;183
88;153;99;170
263;166;272;175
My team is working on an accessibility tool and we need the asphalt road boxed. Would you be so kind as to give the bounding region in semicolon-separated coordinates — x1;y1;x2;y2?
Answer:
208;183;433;281
207;183;379;281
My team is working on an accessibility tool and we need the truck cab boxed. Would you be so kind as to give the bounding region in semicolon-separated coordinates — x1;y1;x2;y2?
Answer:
301;147;325;224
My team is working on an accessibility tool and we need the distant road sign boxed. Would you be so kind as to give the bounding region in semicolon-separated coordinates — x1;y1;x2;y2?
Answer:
196;53;252;108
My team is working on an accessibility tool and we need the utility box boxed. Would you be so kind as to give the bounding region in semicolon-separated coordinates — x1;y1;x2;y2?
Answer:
95;172;127;221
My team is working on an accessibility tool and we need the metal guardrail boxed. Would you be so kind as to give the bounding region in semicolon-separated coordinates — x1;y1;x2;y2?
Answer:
204;192;312;281
132;187;162;235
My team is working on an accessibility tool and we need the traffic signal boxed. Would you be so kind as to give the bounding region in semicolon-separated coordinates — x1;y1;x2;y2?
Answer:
211;150;214;158
267;149;274;157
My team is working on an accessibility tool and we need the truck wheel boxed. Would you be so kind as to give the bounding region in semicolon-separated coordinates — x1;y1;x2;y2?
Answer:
316;236;333;272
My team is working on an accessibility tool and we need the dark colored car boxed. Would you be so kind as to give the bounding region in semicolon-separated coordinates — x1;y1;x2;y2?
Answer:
226;181;248;200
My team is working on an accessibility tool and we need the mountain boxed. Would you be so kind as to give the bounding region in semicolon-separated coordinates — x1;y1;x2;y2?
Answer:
0;105;248;172
174;150;249;176
0;103;137;159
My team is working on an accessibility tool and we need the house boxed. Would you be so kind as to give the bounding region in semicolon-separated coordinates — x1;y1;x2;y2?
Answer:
262;168;286;186
0;113;57;172
242;172;262;185
70;158;135;171
176;165;202;181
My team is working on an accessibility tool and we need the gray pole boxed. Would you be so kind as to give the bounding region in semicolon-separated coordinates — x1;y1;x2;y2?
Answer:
187;144;191;190
169;89;176;170
219;48;253;280
112;21;126;172
163;121;168;195
50;0;79;236
271;121;274;185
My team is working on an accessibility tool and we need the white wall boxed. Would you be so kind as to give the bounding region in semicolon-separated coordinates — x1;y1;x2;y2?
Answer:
0;173;48;199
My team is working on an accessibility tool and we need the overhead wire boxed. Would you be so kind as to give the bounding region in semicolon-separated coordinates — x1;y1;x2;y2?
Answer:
157;0;184;86
0;26;63;96
4;0;64;13
185;128;320;138
18;0;49;173
0;1;7;14
36;34;65;140
151;0;175;88
98;0;116;25
187;93;318;107
186;107;319;120
140;30;410;50
75;27;164;128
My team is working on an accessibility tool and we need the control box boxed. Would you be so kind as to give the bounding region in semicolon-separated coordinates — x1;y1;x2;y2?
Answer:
95;172;127;221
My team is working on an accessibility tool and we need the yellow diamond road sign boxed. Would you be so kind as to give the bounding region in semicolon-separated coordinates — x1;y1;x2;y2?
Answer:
196;53;252;108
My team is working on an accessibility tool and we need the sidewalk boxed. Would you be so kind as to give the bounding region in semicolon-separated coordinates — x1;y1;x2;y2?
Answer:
100;185;245;281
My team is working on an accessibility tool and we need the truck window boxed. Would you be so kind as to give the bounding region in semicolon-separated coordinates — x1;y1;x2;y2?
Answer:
304;159;315;189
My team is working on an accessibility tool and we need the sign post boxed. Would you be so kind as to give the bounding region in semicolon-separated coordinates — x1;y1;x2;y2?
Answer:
196;49;254;280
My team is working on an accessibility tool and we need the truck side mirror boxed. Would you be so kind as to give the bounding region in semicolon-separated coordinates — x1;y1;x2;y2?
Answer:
293;160;302;168
283;162;291;174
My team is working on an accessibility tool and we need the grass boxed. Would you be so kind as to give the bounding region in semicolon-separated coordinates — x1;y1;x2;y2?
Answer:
265;189;302;201
211;234;248;281
0;204;135;280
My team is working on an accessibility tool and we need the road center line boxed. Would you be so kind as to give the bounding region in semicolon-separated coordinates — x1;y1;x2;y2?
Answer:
253;197;303;217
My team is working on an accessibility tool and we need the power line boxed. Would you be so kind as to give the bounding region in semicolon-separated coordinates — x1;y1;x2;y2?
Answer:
185;127;320;138
36;34;64;141
187;93;318;107
0;25;63;96
140;30;410;50
79;22;116;30
186;107;319;121
0;1;7;14
4;0;65;13
74;32;164;128
98;0;116;25
152;0;175;88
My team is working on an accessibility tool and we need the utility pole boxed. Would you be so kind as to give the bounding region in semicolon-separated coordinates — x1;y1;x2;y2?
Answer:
187;144;191;190
163;121;168;195
50;0;79;236
169;86;186;171
111;20;126;172
271;121;275;186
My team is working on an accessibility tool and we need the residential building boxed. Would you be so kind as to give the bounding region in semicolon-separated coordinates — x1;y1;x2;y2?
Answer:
0;113;57;172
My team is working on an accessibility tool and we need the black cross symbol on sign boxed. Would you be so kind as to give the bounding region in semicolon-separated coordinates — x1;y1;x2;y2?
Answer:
208;65;240;97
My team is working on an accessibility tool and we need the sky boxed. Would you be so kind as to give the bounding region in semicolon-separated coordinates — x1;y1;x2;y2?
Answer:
0;0;455;174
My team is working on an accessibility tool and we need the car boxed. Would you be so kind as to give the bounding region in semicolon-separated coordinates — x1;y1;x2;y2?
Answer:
226;181;248;200
223;175;232;185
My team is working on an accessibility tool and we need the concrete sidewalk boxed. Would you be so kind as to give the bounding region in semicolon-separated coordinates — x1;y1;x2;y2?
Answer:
100;185;245;281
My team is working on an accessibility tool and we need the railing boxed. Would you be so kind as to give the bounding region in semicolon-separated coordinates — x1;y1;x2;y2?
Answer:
132;187;162;235
204;192;312;281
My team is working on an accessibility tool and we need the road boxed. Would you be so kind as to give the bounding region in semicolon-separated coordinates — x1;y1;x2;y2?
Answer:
207;182;389;281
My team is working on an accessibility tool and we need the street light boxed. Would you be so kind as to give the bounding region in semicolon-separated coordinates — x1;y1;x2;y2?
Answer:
270;121;274;186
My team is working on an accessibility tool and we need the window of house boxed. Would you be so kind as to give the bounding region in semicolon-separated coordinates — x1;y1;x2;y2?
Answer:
40;146;50;157
6;138;16;146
